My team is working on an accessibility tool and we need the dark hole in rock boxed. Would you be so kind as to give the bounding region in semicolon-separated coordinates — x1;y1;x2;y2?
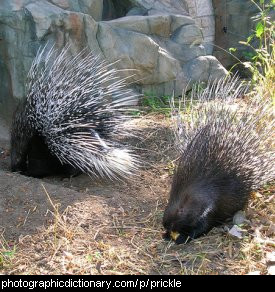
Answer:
102;0;135;20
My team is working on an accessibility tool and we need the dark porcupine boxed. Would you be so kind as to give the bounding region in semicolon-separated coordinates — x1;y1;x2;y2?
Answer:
10;45;139;179
163;76;275;244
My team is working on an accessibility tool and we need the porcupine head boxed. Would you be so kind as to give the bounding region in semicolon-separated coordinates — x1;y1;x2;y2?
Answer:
162;159;248;244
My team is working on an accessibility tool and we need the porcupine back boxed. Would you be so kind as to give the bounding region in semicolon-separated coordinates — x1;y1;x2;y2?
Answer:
171;76;274;191
163;76;274;242
10;45;139;179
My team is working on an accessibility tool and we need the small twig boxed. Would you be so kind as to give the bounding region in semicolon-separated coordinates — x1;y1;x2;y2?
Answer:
23;209;31;227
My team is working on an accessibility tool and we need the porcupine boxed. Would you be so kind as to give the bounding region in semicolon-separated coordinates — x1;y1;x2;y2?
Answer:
163;76;275;244
10;45;139;179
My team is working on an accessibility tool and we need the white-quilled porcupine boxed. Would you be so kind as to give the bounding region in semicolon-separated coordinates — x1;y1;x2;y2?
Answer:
10;45;139;179
163;76;274;244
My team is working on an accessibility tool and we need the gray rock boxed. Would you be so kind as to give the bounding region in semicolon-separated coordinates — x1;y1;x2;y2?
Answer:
102;15;194;38
228;225;243;239
208;55;229;80
162;41;206;63
0;0;227;123
126;7;147;16
0;118;9;145
183;56;210;82
172;24;203;45
170;15;195;31
183;55;228;86
97;22;182;85
25;1;65;39
50;0;104;21
212;0;260;67
233;211;246;226
131;0;189;16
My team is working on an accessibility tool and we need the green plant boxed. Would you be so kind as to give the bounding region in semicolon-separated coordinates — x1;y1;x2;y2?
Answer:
231;0;274;101
0;237;16;269
141;93;172;114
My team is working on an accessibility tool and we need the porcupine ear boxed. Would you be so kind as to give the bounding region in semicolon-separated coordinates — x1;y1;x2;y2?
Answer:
26;44;140;180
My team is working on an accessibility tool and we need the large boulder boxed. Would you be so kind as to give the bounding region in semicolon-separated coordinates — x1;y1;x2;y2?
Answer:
212;0;260;68
0;0;226;122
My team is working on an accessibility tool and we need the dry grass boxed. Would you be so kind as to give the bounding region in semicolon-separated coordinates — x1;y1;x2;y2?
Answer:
1;184;274;275
0;114;274;275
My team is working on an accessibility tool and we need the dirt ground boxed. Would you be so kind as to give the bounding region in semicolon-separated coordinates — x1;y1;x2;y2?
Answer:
0;114;274;275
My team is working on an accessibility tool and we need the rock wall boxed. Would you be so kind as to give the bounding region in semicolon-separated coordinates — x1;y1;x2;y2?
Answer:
212;0;259;68
0;0;226;122
185;0;215;55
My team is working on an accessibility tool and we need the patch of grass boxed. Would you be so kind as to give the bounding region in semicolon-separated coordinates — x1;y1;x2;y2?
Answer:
141;93;172;114
164;160;176;176
0;236;16;270
129;110;142;117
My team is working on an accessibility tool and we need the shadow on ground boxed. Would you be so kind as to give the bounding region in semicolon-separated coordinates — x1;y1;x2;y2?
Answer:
0;115;175;243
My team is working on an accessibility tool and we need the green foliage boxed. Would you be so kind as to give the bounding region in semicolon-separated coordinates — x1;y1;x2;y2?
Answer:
141;93;172;114
231;0;274;101
129;110;141;117
229;47;237;53
255;21;264;38
0;244;16;269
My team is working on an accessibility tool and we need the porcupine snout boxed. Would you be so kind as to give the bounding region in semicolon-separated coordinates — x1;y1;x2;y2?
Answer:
163;180;215;244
